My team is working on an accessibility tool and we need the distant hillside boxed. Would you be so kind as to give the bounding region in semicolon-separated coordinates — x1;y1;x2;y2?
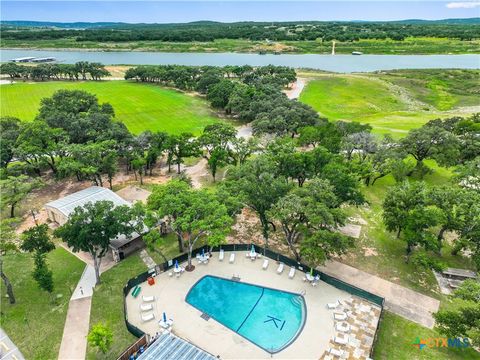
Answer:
0;20;124;29
393;18;480;25
1;18;479;29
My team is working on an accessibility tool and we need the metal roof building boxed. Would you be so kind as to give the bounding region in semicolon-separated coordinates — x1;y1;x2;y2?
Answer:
45;186;130;225
45;186;147;262
137;333;216;360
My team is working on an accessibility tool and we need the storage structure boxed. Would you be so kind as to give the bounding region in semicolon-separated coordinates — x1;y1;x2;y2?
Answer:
45;186;146;262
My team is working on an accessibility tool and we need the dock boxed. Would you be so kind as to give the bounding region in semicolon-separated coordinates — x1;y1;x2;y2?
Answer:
10;57;36;63
9;56;56;63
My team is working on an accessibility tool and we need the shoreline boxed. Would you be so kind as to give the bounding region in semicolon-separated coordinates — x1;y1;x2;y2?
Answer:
2;47;480;56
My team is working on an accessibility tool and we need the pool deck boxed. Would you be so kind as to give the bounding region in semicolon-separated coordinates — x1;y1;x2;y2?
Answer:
126;252;371;359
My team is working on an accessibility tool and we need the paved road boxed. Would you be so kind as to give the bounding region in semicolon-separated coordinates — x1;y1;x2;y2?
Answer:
0;328;25;360
319;260;440;328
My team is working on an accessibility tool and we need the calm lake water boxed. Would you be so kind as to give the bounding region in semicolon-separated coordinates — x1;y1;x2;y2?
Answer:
1;49;479;72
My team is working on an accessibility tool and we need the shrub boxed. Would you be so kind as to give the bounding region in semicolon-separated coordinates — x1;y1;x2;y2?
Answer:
411;252;446;272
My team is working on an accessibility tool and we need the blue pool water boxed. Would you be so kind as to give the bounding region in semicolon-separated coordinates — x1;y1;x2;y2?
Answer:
185;275;306;353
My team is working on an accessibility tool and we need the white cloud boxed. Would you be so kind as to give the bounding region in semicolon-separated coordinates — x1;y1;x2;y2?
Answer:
446;1;480;9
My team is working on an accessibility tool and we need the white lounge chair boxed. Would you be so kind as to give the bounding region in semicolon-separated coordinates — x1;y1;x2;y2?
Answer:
277;263;284;274
334;312;347;321
288;267;296;279
140;303;153;312
219;249;224;261
327;300;340;309
333;335;349;345
262;259;269;270
142;295;155;302
335;322;351;333
229;253;235;263
141;313;155;322
328;348;345;357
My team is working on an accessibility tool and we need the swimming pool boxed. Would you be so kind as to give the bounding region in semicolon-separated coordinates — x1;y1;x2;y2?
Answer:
185;275;306;353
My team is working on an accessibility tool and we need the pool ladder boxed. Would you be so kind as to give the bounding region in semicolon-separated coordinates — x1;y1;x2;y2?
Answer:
291;295;303;307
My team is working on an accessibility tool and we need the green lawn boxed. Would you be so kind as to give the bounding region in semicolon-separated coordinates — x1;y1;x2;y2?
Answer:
87;253;147;360
299;75;407;119
0;81;219;135
0;247;85;360
299;72;478;137
374;312;480;360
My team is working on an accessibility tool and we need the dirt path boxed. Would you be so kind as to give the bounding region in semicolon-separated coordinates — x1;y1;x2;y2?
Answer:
236;124;253;139
182;158;209;189
284;77;307;100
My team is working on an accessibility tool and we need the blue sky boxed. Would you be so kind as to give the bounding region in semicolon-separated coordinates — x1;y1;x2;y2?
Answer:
1;1;479;23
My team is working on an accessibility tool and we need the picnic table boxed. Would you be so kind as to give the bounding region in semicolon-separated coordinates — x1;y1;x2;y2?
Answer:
442;268;477;280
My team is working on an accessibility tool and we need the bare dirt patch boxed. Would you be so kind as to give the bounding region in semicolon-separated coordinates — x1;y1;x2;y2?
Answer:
104;65;132;79
115;186;151;204
362;247;379;257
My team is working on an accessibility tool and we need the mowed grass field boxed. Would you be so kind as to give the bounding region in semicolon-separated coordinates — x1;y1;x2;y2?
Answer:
0;81;219;134
298;71;479;137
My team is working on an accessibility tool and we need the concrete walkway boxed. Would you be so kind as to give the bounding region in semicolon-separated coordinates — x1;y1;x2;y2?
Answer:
140;249;156;269
319;260;440;328
0;328;25;360
71;265;96;300
58;297;92;360
58;265;96;359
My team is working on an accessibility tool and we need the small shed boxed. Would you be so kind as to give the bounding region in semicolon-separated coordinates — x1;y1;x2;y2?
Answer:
45;186;146;262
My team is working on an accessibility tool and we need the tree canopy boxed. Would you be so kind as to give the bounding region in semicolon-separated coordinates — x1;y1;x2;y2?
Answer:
54;201;140;284
147;180;232;269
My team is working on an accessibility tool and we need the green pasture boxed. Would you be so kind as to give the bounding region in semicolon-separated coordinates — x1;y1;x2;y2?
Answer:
299;75;407;119
0;81;219;135
0;247;85;360
299;72;478;137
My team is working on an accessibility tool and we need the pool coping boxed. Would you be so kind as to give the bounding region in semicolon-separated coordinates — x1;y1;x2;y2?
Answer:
184;274;308;355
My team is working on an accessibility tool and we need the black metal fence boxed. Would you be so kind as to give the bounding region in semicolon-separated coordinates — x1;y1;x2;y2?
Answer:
123;243;385;351
123;271;152;338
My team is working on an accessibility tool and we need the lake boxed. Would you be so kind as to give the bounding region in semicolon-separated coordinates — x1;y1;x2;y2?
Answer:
1;49;479;72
